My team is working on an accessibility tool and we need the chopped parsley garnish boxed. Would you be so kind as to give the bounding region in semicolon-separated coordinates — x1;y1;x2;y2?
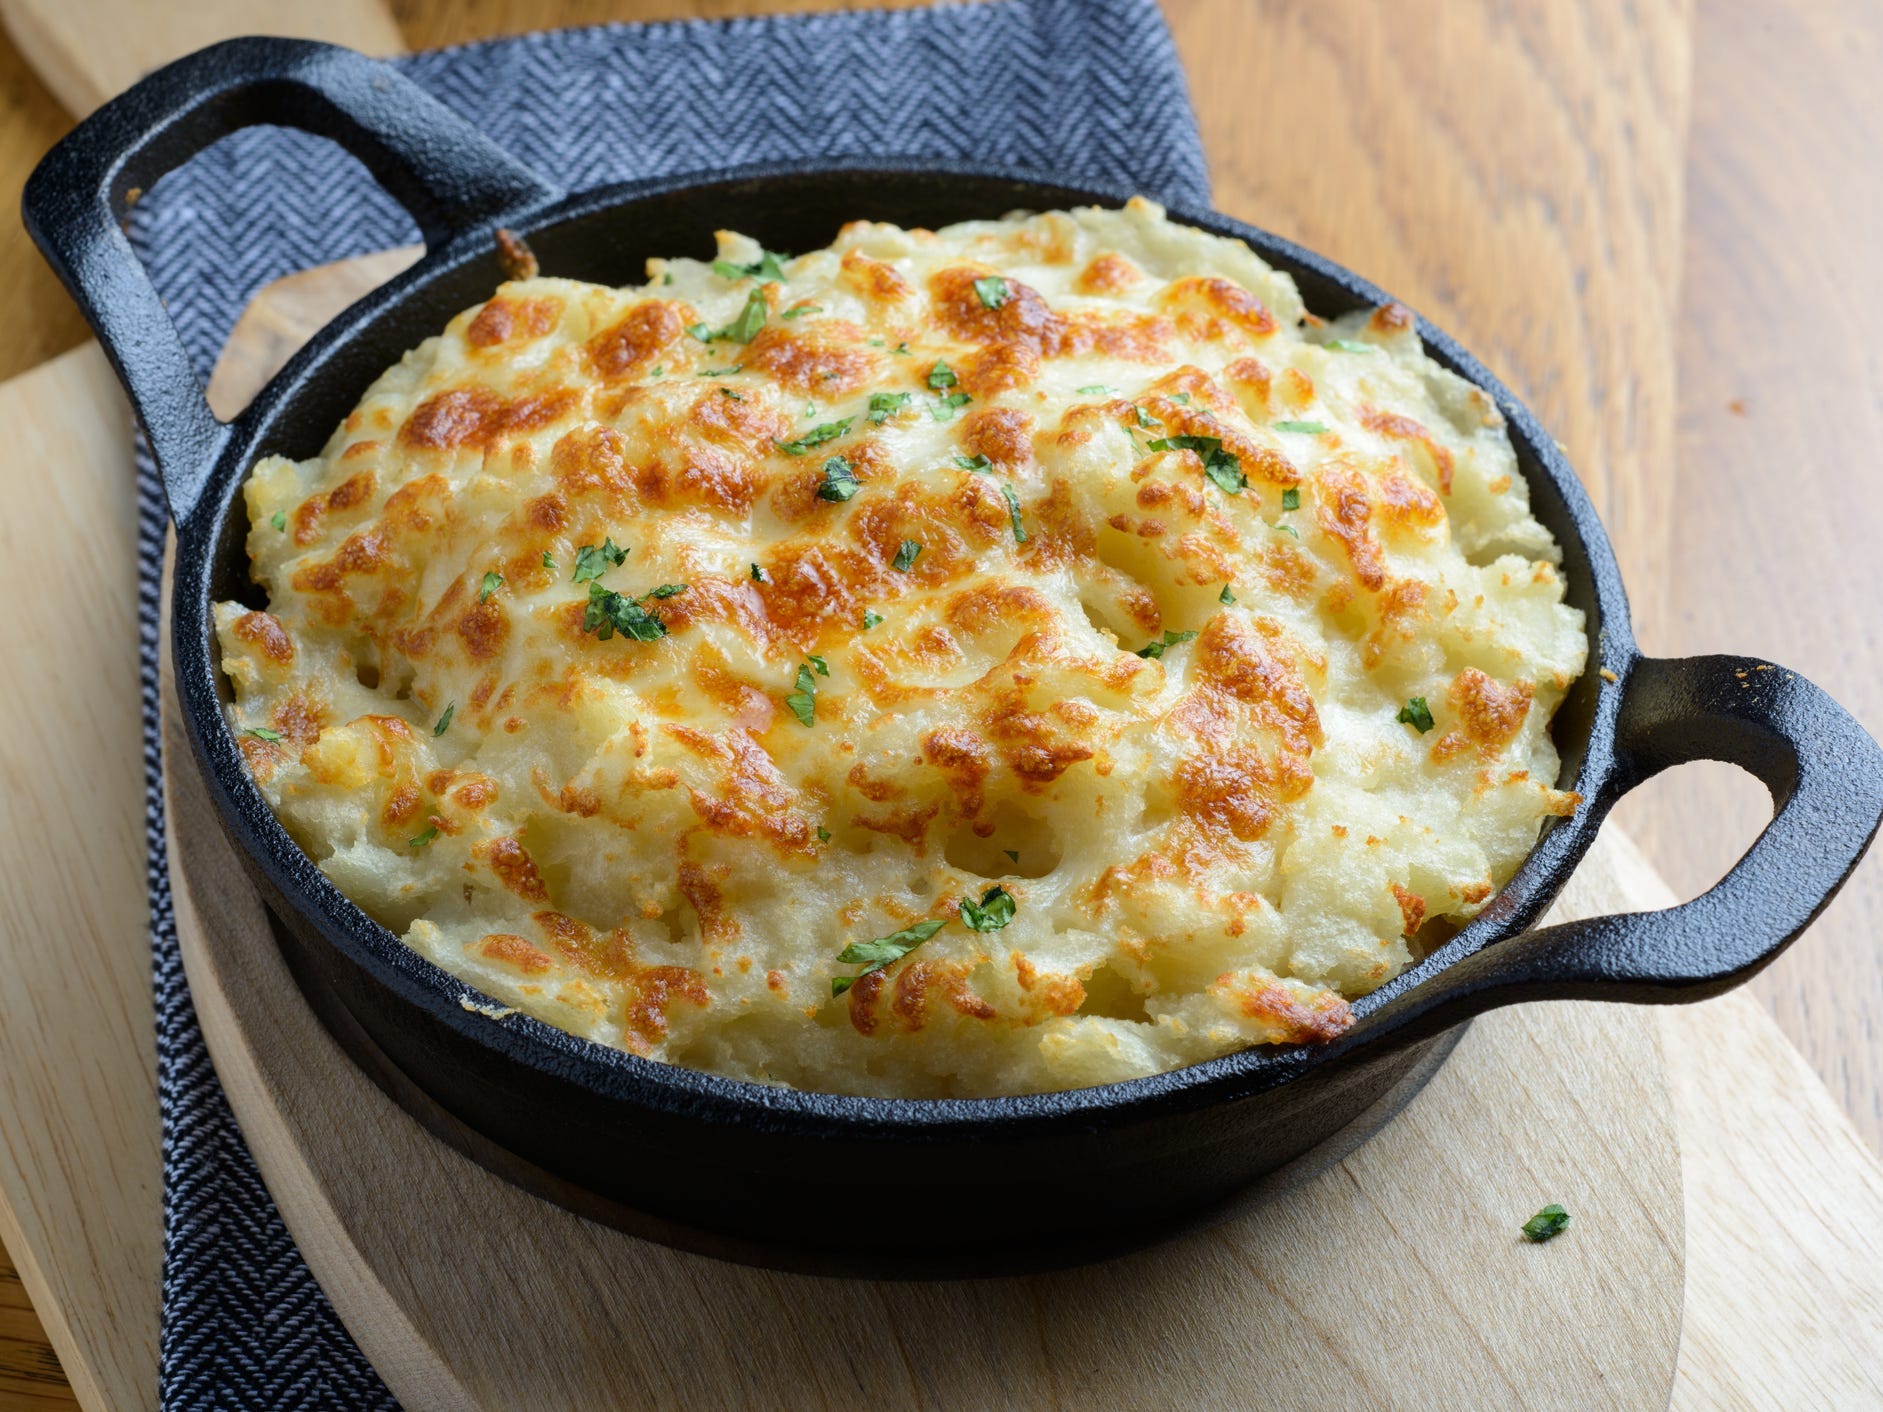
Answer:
687;322;713;342
650;365;664;378
1219;584;1237;605
785;663;818;727
973;275;1010;309
581;582;669;642
816;456;861;501
782;305;822;319
408;825;440;849
700;364;744;377
954;454;994;472
721;387;744;401
1077;384;1112;395
750;563;766;582
1397;697;1436;733
831;918;946;996
1327;338;1375;352
930;391;972;421
1148;434;1246;494
711;249;788;282
542;551;556;570
868;391;912;424
959;885;1016;932
893;342;911;355
807;654;830;677
862;610;884;630
433;704;455;737
1136;629;1198;660
1004;849;1020;863
892;540;923;572
1521;1204;1571;1243
643;583;687;600
1000;483;1028;543
1281;487;1301;511
1172;392;1191;404
1274;419;1328;434
478;571;503;603
243;726;283;742
927;360;958;390
817;826;832;842
270;510;287;532
1133;405;1158;430
1273;524;1299;539
777;417;854;456
725;288;768;343
572;538;628;584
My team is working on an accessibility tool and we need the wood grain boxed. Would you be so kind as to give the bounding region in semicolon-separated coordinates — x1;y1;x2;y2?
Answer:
0;0;405;116
163;688;1687;1410
1613;0;1883;1154
0;345;156;1412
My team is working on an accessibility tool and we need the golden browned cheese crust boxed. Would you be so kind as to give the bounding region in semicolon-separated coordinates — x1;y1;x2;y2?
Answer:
217;199;1585;1097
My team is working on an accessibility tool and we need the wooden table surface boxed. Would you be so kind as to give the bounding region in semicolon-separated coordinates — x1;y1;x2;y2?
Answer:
2;1;1879;1405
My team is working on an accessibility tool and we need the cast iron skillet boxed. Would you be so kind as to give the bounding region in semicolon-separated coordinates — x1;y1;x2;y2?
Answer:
25;39;1883;1276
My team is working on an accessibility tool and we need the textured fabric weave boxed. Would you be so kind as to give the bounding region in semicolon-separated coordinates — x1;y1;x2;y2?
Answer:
134;2;1209;1403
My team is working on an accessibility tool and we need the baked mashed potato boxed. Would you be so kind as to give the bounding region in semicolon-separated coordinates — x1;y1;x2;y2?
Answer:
217;198;1585;1098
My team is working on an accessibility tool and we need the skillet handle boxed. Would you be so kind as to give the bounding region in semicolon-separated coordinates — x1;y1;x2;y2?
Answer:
21;36;559;530
1359;654;1883;1047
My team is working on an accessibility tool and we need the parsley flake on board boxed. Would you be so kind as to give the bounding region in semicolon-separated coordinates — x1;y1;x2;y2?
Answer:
892;540;923;572
270;510;287;532
244;726;283;742
816;456;861;502
712;249;788;282
973;275;1010;309
1219;584;1237;605
777;418;854;456
1521;1204;1571;1243
1281;487;1301;511
408;825;440;849
1274;419;1328;434
1397;697;1436;733
433;704;455;737
954;454;994;472
862;610;884;630
930;391;972;421
927;360;958;390
785;663;819;727
868;391;912;424
478;571;503;603
1148;434;1247;494
572;538;628;584
959;885;1017;931
581;582;669;642
831;919;946;996
1137;629;1198;660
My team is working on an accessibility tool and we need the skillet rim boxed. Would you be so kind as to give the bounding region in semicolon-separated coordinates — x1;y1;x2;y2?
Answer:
167;157;1635;1136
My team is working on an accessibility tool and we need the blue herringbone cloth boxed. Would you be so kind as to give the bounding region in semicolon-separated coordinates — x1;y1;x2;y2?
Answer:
132;3;1208;1404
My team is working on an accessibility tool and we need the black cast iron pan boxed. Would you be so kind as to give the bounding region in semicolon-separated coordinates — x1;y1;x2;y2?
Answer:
25;39;1883;1277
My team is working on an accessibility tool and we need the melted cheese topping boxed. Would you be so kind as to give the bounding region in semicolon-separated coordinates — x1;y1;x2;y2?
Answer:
217;199;1585;1098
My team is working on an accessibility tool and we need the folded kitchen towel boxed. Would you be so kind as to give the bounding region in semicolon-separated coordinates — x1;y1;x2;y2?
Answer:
130;2;1209;1404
